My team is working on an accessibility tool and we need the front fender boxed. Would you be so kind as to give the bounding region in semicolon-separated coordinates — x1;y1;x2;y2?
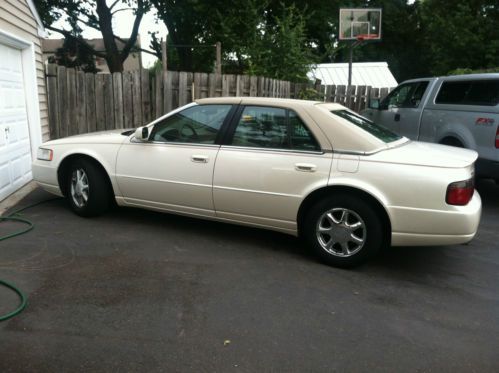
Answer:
55;144;123;197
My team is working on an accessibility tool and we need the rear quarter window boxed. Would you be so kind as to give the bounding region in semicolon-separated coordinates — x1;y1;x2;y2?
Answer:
331;110;402;143
435;80;499;106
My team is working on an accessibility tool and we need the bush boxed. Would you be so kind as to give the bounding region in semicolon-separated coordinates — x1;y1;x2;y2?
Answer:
448;67;499;75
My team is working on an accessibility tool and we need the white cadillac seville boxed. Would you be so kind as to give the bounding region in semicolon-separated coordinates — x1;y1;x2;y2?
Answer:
32;97;481;267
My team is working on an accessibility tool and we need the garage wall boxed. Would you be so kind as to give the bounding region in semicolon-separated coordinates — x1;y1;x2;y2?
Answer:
0;0;49;142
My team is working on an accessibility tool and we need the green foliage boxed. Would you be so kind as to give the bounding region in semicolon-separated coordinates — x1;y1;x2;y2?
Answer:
297;87;325;101
448;67;499;75
418;0;499;76
34;0;150;73
151;1;315;81
246;4;316;82
148;59;163;76
37;0;499;81
50;38;99;73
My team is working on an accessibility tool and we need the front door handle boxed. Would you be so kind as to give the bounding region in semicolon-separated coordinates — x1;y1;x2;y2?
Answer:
394;113;401;122
191;155;209;163
295;163;316;172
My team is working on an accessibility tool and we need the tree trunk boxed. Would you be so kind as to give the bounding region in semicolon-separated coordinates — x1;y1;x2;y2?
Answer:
95;0;123;73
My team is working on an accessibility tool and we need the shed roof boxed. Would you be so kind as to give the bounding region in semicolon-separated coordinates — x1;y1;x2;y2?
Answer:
309;62;398;89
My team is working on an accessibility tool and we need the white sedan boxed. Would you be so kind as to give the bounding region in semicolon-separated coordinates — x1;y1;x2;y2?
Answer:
32;97;481;267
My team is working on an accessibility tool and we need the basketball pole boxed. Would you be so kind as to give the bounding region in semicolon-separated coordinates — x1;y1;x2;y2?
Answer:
348;39;363;88
348;41;353;87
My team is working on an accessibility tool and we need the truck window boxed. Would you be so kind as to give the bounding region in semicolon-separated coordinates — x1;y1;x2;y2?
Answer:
409;81;429;107
436;80;499;106
382;81;429;109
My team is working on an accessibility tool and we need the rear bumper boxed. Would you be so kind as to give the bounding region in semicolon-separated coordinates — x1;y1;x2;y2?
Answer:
389;191;482;246
476;157;499;179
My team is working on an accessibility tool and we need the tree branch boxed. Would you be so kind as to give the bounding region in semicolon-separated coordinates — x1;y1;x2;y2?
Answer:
111;7;133;16
109;0;121;11
114;35;160;58
45;25;106;58
120;1;145;61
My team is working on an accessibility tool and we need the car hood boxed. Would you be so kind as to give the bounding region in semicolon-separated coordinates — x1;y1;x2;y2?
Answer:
368;141;479;168
43;129;132;146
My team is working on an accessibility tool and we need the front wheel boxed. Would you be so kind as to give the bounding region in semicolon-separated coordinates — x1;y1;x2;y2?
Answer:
67;159;111;217
303;195;385;268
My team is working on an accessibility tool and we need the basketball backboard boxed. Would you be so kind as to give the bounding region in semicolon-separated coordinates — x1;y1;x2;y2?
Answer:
339;8;382;41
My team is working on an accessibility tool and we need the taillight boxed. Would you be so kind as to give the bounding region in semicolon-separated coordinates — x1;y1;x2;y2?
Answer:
495;125;499;148
446;179;474;206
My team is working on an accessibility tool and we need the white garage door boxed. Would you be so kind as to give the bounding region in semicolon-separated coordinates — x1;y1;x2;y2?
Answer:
0;43;32;201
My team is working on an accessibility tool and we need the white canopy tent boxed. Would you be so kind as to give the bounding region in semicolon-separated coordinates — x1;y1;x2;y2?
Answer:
309;62;398;89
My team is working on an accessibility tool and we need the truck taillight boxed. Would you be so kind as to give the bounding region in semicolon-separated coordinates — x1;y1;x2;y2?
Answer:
446;179;474;206
496;126;499;148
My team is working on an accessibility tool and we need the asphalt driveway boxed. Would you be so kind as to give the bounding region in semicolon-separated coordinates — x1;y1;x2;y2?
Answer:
0;180;498;372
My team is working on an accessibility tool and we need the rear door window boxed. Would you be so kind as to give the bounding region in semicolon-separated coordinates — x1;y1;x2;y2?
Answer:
436;80;499;106
230;106;321;151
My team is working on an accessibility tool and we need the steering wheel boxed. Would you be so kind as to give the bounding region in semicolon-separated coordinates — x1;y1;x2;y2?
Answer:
179;123;199;141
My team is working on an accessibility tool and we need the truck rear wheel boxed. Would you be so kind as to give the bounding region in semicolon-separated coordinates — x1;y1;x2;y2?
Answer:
440;137;464;148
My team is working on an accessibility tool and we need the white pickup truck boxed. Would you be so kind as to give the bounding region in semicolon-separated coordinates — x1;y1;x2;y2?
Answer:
362;74;499;181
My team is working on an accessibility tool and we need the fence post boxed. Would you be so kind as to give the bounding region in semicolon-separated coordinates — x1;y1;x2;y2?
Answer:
95;74;105;131
141;68;151;123
215;42;222;75
103;73;114;129
76;71;86;134
113;72;124;128
122;71;133;128
67;68;77;136
56;66;68;138
46;64;59;139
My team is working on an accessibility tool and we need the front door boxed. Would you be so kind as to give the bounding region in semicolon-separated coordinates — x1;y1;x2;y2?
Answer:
116;104;234;217
213;106;332;232
0;43;32;201
369;81;430;139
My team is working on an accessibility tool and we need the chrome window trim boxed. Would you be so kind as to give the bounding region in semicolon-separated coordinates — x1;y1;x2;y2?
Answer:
220;144;326;156
129;137;221;148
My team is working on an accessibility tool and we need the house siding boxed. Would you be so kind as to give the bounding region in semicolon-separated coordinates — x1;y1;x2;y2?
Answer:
0;0;49;141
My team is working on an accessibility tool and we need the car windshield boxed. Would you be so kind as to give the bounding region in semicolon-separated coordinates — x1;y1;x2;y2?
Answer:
331;110;402;143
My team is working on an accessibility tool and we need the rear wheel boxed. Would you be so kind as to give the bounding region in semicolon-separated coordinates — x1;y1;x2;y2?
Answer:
440;137;464;148
66;159;111;217
303;194;384;268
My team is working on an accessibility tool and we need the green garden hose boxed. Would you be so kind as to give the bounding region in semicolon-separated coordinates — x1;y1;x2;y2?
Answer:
0;198;60;322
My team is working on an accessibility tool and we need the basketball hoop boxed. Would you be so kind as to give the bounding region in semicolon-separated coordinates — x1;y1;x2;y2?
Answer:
356;34;379;42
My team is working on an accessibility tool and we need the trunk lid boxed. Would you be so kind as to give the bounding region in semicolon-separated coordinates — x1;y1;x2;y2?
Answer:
369;140;478;168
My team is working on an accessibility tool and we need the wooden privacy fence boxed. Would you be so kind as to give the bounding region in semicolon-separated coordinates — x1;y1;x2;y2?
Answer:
45;64;391;139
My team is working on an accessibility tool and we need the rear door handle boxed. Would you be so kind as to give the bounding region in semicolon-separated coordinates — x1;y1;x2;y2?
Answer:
295;163;316;172
394;113;401;122
191;155;209;163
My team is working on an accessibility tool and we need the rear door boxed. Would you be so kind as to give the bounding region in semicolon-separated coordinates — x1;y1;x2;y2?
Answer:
212;105;332;232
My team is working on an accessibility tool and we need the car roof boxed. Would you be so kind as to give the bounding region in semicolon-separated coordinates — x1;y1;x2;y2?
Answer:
196;96;321;107
400;73;499;85
439;73;499;81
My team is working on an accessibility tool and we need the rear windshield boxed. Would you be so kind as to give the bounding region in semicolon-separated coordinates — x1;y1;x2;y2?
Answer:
331;110;402;143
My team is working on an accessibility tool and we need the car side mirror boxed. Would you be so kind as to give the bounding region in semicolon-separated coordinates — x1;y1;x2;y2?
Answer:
369;98;380;110
134;126;149;141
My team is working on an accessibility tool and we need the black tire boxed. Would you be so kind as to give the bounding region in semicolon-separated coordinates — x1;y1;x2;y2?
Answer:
66;158;111;217
440;137;464;148
303;194;385;268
